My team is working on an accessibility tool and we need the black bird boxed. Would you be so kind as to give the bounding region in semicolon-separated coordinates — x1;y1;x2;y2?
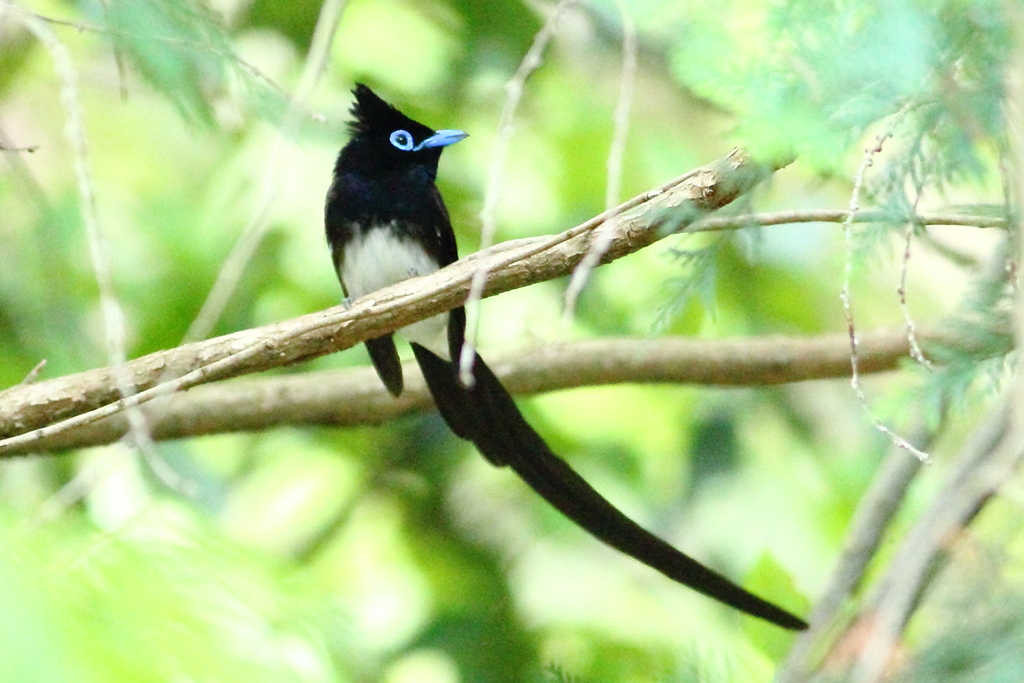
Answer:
325;84;807;631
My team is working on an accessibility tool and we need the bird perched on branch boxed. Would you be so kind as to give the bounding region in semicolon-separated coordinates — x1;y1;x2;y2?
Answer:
324;83;807;631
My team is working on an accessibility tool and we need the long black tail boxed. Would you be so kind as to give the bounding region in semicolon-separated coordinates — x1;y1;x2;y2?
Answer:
411;342;807;631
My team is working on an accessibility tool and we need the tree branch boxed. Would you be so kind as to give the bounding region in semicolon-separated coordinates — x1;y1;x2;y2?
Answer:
2;326;959;457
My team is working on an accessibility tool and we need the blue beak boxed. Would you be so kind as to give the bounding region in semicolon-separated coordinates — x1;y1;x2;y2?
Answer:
415;129;468;151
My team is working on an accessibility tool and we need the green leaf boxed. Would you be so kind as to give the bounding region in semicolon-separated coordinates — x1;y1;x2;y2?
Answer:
97;0;290;126
654;241;720;332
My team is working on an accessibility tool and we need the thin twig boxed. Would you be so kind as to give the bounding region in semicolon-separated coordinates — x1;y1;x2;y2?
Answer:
14;4;163;508
0;335;270;454
841;133;931;462
895;175;934;369
561;0;637;326
603;0;636;213
897;220;934;368
183;0;347;343
688;208;1006;232
18;360;47;385
96;0;130;101
23;447;127;527
16;11;126;372
461;0;579;385
55;0;348;504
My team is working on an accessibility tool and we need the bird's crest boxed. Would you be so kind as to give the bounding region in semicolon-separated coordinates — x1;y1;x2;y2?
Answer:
348;84;430;138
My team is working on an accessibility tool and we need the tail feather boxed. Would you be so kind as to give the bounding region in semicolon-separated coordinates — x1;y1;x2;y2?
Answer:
411;342;807;631
412;344;506;465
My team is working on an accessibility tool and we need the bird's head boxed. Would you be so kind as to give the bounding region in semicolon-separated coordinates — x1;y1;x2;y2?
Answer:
339;83;467;180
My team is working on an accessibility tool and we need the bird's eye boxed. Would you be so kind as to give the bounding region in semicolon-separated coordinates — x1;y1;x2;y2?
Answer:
389;130;415;151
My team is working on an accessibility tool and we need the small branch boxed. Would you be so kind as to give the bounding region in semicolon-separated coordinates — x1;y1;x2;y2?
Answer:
561;0;637;325
688;208;1007;232
463;0;579;383
841;133;931;462
478;0;578;253
19;360;47;385
896;166;934;370
604;0;636;212
15;5;159;464
897;218;934;368
17;8;126;370
0;327;940;457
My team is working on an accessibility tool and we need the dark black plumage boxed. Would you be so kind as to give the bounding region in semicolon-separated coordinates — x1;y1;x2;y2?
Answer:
324;84;807;631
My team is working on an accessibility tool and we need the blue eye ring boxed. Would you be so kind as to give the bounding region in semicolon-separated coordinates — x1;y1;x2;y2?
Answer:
389;129;415;151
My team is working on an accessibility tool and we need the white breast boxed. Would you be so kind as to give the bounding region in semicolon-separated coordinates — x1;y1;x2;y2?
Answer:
340;226;450;358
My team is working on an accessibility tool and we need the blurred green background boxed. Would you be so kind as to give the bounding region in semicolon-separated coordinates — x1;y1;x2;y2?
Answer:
0;0;1017;681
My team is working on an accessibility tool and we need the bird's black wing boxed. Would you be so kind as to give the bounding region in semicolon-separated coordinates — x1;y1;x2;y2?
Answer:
365;335;403;397
361;185;455;400
428;184;460;267
326;210;406;398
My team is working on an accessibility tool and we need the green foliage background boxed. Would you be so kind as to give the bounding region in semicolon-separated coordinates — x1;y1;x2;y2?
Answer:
0;0;1019;681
